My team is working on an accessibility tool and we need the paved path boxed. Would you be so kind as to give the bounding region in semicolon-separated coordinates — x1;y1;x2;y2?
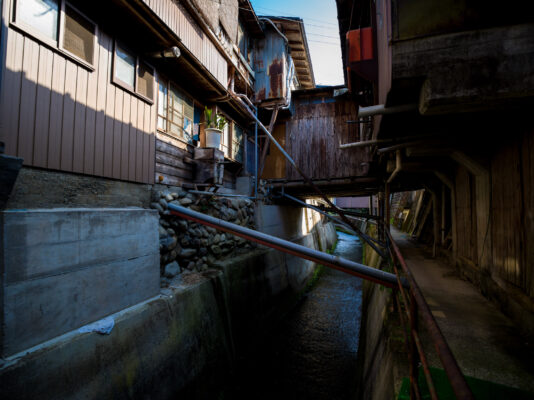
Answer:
391;228;534;393
223;231;363;399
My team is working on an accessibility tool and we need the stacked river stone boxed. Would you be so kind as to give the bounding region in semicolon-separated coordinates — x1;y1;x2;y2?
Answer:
151;187;255;282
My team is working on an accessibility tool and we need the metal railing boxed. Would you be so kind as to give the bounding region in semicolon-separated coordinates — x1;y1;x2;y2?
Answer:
384;228;475;400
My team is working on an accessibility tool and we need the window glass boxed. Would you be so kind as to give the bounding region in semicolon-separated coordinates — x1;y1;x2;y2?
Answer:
169;86;184;137
221;121;230;158
115;45;135;88
18;0;59;41
137;62;154;100
157;82;167;131
232;124;244;162
63;4;95;63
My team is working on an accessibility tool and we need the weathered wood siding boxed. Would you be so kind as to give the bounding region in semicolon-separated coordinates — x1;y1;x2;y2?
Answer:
155;134;193;186
490;131;534;297
143;0;227;86
455;166;478;264
0;28;156;184
284;94;371;180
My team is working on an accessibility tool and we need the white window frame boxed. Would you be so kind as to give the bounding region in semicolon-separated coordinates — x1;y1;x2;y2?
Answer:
11;0;97;70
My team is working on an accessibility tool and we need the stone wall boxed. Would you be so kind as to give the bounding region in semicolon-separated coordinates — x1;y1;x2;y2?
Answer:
151;187;255;281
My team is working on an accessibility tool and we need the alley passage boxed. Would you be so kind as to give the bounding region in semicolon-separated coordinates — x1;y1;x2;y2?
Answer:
226;231;363;399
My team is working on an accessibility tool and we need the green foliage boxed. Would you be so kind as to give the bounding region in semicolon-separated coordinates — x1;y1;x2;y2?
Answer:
204;106;228;130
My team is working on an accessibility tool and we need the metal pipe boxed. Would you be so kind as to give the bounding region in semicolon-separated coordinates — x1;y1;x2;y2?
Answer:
386;230;475;400
168;203;405;288
339;139;391;149
358;103;417;118
188;190;254;199
387;150;402;184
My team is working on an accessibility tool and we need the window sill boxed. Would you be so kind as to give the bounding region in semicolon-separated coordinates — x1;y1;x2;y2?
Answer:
112;79;154;105
10;21;95;72
157;129;194;147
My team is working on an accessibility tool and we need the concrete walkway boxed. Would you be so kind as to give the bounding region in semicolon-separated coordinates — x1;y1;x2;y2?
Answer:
391;228;534;394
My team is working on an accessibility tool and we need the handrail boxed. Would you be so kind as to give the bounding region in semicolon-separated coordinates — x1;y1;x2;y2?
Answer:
385;229;475;400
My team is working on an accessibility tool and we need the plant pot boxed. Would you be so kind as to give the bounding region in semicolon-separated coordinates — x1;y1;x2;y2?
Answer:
205;128;222;149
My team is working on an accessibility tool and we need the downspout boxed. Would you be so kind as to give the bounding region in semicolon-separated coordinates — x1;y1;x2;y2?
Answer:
387;150;402;184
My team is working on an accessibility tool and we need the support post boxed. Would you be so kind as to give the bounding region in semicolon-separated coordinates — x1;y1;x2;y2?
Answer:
385;184;391;233
441;184;446;245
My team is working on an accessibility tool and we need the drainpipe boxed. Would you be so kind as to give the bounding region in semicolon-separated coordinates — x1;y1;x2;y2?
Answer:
358;103;417;118
387;150;402;184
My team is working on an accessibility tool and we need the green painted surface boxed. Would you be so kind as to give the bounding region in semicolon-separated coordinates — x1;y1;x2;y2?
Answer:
398;367;534;400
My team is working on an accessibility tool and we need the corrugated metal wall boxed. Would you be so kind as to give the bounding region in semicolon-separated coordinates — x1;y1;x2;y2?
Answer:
0;28;156;184
143;0;227;87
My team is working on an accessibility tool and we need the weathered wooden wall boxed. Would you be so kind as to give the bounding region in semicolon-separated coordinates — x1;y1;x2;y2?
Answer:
143;0;227;86
490;131;534;297
0;27;156;184
455;166;478;264
284;93;371;180
155;136;193;186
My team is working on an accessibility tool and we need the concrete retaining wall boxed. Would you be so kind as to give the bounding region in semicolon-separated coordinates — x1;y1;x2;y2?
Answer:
1;208;160;356
0;209;337;399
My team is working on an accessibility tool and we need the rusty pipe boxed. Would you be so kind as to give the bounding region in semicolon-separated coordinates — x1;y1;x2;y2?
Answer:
168;203;405;288
386;230;475;400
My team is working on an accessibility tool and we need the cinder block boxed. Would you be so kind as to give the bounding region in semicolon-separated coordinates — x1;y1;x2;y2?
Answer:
1;208;160;357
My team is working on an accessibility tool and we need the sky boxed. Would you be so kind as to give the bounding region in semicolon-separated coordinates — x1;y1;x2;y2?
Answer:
249;0;344;86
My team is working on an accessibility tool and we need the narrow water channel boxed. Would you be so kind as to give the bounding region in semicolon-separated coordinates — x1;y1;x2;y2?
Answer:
223;231;363;399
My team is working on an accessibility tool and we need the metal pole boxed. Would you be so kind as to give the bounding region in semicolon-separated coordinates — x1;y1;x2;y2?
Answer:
168;203;405;288
386;229;475;400
255;108;258;199
188;190;255;199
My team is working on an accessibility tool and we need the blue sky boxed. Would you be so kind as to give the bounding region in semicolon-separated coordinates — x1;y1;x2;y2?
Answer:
250;0;344;86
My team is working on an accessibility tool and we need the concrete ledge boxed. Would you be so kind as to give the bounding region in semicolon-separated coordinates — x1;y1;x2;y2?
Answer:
1;208;160;356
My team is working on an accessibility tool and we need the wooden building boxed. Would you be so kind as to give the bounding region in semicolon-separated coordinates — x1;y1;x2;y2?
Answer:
0;0;273;189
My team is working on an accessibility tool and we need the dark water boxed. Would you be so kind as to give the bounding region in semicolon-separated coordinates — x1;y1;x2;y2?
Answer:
223;231;363;400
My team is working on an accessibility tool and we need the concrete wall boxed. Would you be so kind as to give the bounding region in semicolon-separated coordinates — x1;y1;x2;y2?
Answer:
1;208;160;356
0;213;337;399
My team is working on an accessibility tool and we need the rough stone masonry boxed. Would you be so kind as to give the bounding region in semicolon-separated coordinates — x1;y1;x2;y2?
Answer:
151;187;256;285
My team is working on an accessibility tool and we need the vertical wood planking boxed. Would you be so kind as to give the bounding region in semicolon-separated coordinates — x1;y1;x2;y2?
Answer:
0;31;24;156
48;53;66;170
136;99;144;182
112;89;123;179
60;62;78;170
83;38;101;175
120;92;131;180
149;93;156;184
72;68;88;173
33;46;53;168
18;37;39;163
143;104;151;183
94;34;112;176
128;97;138;181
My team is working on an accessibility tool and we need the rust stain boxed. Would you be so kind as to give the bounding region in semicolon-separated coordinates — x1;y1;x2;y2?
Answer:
256;88;266;101
268;58;283;98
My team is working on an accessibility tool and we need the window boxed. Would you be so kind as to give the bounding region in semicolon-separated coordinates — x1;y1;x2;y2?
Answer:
17;0;59;41
112;43;154;102
220;121;231;158
237;21;251;64
232;124;245;163
13;0;96;67
157;80;194;143
62;3;95;64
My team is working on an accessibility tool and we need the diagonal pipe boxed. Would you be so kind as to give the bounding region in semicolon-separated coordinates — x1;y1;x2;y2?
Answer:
168;203;405;288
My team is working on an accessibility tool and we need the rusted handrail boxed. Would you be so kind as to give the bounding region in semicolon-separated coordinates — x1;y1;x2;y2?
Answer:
385;229;475;400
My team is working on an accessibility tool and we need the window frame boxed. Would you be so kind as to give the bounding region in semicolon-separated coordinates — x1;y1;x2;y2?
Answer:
156;78;194;145
112;40;155;104
58;1;98;68
11;0;97;71
231;122;245;163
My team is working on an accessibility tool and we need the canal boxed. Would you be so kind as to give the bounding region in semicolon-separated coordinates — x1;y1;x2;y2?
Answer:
222;230;363;399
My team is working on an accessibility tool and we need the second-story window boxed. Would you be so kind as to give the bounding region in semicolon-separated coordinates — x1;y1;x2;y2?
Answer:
13;0;96;67
112;42;154;102
157;80;193;144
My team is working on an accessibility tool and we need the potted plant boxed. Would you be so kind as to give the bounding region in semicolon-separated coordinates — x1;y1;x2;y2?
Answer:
204;107;228;149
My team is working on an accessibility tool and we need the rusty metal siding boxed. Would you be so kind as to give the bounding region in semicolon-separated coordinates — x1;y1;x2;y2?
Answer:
143;0;227;87
0;27;155;184
253;27;288;102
